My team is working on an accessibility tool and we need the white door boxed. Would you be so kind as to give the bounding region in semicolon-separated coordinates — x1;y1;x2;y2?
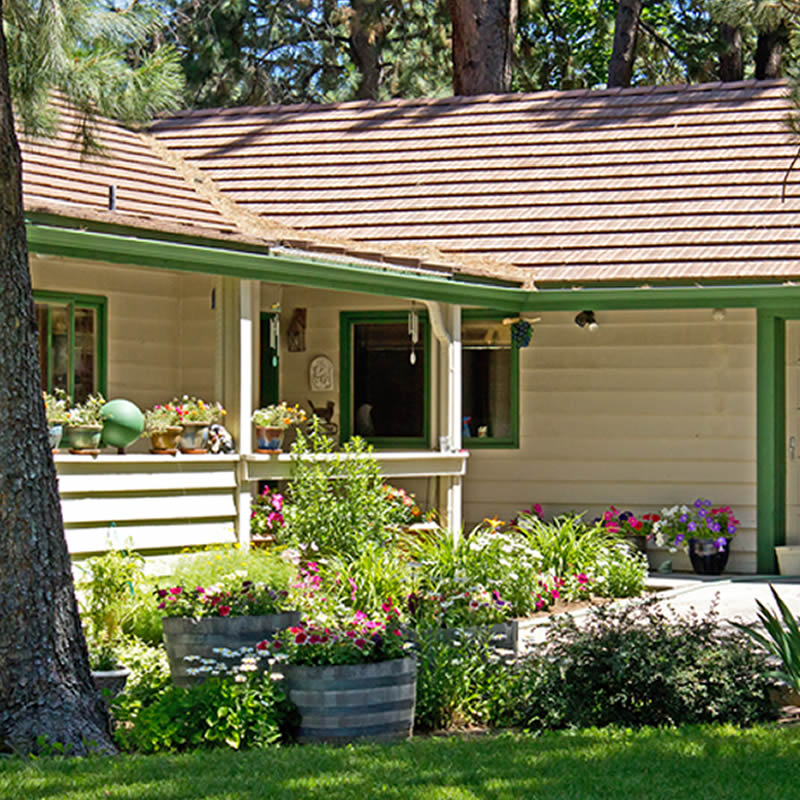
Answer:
786;321;800;545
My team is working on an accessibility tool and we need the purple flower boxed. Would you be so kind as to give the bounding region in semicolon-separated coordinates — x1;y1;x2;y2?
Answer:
687;522;697;533
698;509;706;518
728;526;737;535
679;514;688;523
704;500;712;507
714;537;727;550
694;500;704;508
675;533;685;545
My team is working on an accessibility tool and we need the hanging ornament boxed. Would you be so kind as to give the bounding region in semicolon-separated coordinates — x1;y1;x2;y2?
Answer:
510;320;533;349
408;308;419;365
269;313;280;367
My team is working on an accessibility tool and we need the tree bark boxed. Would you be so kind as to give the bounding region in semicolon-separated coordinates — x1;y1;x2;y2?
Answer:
347;0;385;100
755;23;788;80
607;0;642;88
0;1;116;756
718;23;743;82
448;0;518;95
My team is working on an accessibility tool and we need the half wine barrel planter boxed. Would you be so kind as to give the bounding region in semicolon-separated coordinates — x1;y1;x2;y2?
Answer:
163;612;301;687
280;657;417;743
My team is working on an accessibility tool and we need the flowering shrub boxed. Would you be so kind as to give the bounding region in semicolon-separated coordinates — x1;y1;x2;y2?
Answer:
251;402;307;429
143;403;182;433
43;388;70;425
173;395;225;425
155;579;289;618
250;486;285;540
653;499;739;551
407;585;513;628
598;506;659;539
383;484;422;526
261;601;410;666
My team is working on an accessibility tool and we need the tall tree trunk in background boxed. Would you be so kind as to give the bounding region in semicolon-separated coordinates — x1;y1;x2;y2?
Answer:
448;0;518;95
755;23;788;79
718;23;743;82
0;3;115;756
348;0;386;100
607;0;642;88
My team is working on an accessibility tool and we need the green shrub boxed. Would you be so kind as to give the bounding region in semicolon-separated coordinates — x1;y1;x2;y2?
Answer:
511;599;778;730
112;672;295;753
590;543;649;598
413;630;514;731
283;419;396;556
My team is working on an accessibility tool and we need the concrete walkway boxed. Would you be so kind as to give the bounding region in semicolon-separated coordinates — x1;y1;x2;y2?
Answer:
519;573;800;651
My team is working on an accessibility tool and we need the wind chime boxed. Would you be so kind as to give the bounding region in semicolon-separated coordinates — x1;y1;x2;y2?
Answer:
408;307;419;365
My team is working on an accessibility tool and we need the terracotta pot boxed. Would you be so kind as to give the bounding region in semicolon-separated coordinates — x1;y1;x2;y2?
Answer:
150;426;183;454
255;425;285;453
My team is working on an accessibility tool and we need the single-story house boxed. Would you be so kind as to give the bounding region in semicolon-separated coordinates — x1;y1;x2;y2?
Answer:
22;79;800;573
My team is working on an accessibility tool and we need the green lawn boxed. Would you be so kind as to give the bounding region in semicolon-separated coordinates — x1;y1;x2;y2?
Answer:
2;725;799;800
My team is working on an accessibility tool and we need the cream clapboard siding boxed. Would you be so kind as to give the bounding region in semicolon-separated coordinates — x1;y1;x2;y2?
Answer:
30;255;218;414
32;255;232;555
464;308;758;573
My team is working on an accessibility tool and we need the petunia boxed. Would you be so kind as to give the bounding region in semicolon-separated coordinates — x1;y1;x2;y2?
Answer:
218;605;231;617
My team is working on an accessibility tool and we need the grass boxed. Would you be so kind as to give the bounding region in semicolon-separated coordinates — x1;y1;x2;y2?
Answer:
2;725;799;800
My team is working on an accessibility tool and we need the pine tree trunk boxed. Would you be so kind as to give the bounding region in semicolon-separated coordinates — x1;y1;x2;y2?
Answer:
448;0;518;95
348;0;385;100
607;0;642;88
0;3;116;756
718;23;743;82
755;24;787;80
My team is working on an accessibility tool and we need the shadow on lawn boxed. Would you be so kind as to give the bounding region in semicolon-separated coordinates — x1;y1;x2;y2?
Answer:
4;726;797;800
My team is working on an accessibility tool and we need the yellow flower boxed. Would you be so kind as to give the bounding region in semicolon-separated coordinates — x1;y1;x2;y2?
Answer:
483;516;505;531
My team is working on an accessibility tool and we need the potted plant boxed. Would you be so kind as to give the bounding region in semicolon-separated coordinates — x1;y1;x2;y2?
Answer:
63;393;106;453
43;388;70;451
77;546;143;696
259;600;416;743
598;506;658;556
652;499;739;575
143;402;183;454
156;577;299;687
252;402;307;453
173;396;225;453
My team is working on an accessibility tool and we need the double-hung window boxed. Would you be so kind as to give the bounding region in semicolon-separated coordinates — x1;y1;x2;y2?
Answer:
34;291;107;402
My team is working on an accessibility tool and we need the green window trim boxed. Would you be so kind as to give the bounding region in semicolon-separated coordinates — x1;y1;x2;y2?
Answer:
33;290;107;398
461;309;520;450
340;310;431;449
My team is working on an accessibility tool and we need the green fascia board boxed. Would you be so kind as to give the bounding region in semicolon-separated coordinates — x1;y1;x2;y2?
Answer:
25;223;525;311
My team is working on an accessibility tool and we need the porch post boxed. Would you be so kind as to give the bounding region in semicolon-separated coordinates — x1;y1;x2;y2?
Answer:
445;304;462;535
236;280;258;549
756;310;784;573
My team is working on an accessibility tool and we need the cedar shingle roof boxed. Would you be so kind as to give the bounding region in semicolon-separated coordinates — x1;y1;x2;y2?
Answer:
21;99;527;287
150;79;800;286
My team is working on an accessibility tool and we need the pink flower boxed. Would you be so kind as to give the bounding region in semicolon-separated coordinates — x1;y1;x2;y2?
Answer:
551;589;560;600
169;587;183;595
533;503;543;517
576;573;590;584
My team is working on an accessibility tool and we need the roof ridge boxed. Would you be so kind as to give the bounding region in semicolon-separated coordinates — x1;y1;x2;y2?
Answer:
152;79;790;124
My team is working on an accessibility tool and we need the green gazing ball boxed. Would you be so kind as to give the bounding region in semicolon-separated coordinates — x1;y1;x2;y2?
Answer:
100;399;144;448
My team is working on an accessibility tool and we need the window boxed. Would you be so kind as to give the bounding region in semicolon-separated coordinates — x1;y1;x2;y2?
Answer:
340;311;430;447
340;309;518;449
34;291;107;402
461;313;519;448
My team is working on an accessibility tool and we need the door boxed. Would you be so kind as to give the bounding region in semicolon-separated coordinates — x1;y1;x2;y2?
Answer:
260;312;279;408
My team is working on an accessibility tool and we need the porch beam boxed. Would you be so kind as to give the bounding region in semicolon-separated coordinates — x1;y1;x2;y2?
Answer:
756;310;785;574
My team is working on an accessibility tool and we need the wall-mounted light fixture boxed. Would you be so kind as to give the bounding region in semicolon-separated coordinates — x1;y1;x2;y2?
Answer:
574;310;599;331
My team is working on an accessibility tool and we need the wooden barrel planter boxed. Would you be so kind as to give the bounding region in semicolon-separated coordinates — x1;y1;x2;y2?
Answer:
403;620;518;655
280;656;417;744
163;612;300;687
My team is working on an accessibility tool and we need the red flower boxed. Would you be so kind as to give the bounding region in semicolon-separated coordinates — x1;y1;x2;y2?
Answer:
295;632;307;644
354;638;367;649
256;640;268;651
218;605;231;617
